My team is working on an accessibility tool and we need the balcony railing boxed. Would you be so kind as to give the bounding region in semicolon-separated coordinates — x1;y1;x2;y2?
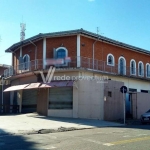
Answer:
4;56;150;80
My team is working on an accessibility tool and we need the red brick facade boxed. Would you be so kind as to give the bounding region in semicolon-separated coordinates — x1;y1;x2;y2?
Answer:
46;36;77;58
80;35;150;67
12;34;150;69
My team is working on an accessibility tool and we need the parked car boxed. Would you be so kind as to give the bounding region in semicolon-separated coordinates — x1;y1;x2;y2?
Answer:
141;109;150;124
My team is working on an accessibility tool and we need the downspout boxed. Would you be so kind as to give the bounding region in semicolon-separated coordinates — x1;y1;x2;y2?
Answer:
29;40;37;69
93;40;98;69
92;34;99;69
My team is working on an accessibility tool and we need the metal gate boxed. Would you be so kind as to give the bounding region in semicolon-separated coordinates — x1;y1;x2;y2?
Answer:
49;87;73;109
22;89;37;113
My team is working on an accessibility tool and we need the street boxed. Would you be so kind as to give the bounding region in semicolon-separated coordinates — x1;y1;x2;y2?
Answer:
0;125;150;150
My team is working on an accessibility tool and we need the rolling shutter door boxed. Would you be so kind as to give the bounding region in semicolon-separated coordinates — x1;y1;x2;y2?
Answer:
22;89;37;113
49;87;73;109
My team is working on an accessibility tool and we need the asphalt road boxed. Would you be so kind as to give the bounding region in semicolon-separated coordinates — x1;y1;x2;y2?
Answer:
0;125;150;150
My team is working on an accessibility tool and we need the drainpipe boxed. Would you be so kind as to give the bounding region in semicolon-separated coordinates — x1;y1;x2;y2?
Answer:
93;40;98;69
29;40;37;69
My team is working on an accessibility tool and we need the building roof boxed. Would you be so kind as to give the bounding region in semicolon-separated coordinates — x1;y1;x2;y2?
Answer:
5;28;150;55
0;64;11;68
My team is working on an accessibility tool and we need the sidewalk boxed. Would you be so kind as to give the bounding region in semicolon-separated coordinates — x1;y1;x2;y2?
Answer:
0;113;124;135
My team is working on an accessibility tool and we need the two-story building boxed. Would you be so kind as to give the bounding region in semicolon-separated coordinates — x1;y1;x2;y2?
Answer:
3;29;150;120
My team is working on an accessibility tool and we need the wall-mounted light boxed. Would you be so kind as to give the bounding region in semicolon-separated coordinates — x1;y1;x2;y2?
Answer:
81;43;85;46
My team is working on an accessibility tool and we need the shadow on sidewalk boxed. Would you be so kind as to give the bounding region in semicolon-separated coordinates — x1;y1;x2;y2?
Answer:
0;129;37;150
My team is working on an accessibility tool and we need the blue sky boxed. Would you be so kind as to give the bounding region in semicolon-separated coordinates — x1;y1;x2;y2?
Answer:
0;0;150;65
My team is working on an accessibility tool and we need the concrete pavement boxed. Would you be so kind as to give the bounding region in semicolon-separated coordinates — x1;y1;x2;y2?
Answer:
0;126;150;150
0;113;123;135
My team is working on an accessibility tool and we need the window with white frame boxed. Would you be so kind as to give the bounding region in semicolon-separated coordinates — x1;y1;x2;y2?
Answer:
146;63;150;77
130;59;136;75
118;56;126;75
55;47;68;59
138;61;144;76
23;54;30;70
54;47;68;66
107;54;114;66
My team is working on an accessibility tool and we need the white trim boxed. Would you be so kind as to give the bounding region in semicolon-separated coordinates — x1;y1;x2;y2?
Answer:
146;63;150;78
55;47;68;66
55;47;68;56
22;54;30;71
43;38;46;69
107;53;115;66
118;56;126;75
77;34;80;67
138;61;144;76
130;59;136;75
23;54;30;61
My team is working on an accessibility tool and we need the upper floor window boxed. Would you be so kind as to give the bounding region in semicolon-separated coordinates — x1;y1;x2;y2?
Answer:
118;56;126;75
138;61;144;76
53;47;68;66
107;54;115;66
23;54;30;70
54;47;68;59
130;59;136;75
146;63;150;77
57;49;66;58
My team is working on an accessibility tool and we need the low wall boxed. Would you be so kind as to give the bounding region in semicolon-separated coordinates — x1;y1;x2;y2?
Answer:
48;109;73;118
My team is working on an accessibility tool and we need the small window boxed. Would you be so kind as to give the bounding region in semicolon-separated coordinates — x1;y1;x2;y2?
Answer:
146;63;150;77
130;59;136;75
141;90;148;93
54;47;68;66
55;47;68;59
108;91;112;97
107;54;114;66
23;54;30;70
129;88;137;92
118;56;126;75
57;49;66;58
138;61;144;76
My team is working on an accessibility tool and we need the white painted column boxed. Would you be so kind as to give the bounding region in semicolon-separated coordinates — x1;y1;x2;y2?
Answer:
43;38;46;69
77;34;80;67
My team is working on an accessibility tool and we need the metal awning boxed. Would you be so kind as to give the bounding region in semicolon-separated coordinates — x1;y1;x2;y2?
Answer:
4;81;74;92
4;84;29;92
24;83;41;89
40;80;74;88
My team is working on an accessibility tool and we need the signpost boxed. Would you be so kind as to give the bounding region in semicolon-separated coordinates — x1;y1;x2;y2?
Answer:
120;86;127;125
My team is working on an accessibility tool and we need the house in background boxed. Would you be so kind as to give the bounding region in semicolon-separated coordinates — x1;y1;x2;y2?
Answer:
3;29;150;120
0;64;11;113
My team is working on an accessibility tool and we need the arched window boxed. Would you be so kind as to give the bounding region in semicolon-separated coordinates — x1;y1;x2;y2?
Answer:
130;59;136;75
107;54;115;66
55;47;68;59
138;61;144;76
54;47;68;66
146;63;150;77
118;56;126;75
23;54;30;70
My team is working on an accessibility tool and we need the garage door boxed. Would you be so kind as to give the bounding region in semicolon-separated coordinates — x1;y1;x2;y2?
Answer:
49;87;73;109
22;89;37;113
